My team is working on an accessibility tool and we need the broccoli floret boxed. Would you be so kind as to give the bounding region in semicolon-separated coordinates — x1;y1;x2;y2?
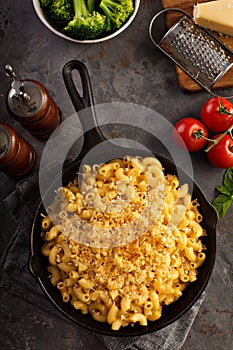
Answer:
48;0;74;29
99;0;134;31
63;0;107;40
40;0;52;7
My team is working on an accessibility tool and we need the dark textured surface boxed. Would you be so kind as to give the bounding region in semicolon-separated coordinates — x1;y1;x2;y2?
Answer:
0;0;232;349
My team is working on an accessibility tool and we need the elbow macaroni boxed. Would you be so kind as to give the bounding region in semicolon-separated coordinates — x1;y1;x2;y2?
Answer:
40;156;207;330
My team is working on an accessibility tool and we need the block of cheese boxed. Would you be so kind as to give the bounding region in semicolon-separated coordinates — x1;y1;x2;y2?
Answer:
193;0;233;37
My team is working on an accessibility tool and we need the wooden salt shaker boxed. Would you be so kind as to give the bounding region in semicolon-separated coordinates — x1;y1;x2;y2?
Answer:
5;65;63;140
0;122;36;177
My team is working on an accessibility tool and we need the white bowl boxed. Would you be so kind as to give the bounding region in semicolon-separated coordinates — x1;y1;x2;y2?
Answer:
32;0;140;43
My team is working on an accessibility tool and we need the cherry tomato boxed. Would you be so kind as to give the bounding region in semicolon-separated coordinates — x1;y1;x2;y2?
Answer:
206;134;233;168
172;118;208;152
200;97;233;133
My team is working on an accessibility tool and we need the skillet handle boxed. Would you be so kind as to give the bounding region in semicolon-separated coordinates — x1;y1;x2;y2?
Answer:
62;60;106;143
62;60;94;112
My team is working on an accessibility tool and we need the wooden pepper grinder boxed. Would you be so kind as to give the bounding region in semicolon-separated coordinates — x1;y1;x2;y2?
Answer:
5;65;63;140
0;122;36;177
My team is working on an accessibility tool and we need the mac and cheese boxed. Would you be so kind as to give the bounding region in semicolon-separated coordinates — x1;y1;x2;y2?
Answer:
40;156;206;330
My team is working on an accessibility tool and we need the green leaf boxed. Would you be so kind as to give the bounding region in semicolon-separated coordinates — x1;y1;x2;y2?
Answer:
223;167;233;192
213;194;233;218
216;185;231;196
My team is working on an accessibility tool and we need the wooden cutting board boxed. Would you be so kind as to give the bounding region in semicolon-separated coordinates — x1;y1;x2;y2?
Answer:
161;0;233;93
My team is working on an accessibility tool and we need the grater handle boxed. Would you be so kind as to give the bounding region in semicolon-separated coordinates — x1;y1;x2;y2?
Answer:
200;90;233;100
149;8;192;48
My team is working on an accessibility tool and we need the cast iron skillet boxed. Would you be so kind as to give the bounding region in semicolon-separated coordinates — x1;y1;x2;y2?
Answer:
30;60;217;336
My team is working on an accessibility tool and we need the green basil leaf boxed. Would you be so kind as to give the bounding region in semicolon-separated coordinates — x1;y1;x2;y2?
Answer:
216;185;231;196
223;167;233;192
213;194;233;218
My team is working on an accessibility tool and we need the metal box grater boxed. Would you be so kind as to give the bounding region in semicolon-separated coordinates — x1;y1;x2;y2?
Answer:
149;8;233;96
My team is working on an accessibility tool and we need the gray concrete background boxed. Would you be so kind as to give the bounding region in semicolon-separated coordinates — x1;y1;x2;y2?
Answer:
0;0;232;349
